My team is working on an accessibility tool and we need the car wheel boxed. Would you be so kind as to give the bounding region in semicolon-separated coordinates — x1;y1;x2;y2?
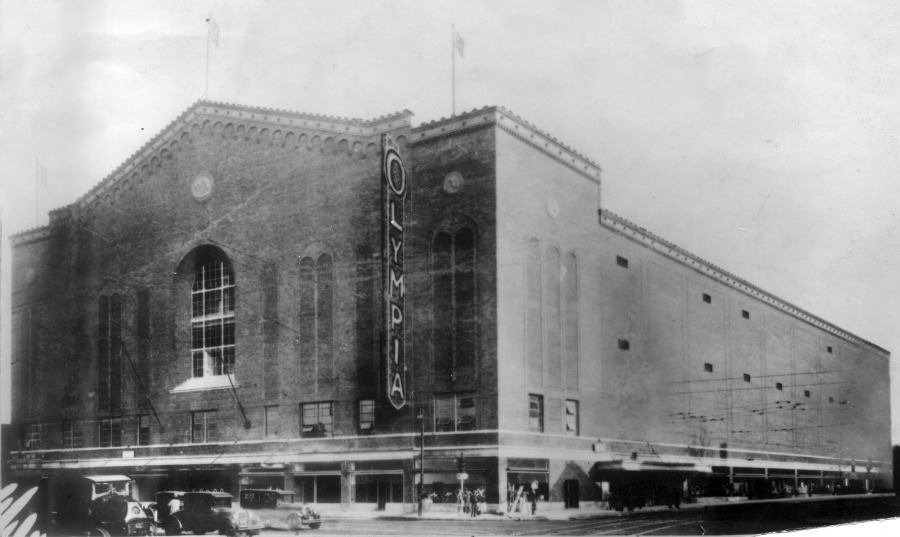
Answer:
163;517;181;536
309;522;321;530
287;514;303;532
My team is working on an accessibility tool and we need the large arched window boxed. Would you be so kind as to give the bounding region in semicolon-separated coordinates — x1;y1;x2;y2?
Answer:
190;249;235;377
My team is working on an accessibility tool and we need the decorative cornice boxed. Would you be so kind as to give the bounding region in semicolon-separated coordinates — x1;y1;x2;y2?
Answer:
10;226;51;247
73;100;414;212
600;209;889;358
411;106;602;183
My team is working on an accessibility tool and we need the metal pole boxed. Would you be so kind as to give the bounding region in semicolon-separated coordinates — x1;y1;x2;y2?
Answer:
418;412;425;517
451;25;456;116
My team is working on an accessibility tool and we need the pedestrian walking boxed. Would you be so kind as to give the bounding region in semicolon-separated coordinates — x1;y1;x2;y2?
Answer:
470;488;478;517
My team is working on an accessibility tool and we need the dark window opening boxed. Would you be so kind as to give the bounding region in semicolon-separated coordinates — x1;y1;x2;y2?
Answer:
618;339;630;350
704;363;713;373
529;394;544;433
827;346;833;353
702;293;712;304
743;374;751;382
804;390;811;398
776;383;783;391
742;310;750;319
616;256;629;268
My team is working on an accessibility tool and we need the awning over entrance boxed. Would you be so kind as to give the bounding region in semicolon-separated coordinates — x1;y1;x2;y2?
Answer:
592;454;714;474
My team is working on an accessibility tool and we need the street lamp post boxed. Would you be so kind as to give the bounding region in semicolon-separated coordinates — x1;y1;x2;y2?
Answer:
418;412;425;517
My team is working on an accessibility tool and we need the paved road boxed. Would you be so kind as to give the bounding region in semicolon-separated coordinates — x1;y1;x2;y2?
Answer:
244;509;887;536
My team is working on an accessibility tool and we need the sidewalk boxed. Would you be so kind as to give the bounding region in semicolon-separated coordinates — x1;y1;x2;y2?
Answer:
319;493;894;523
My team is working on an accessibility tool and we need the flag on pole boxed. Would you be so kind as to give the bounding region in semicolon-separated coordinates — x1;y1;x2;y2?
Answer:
453;30;465;58
207;17;220;48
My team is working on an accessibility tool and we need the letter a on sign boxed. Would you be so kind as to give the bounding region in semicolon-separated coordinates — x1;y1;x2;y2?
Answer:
383;134;407;410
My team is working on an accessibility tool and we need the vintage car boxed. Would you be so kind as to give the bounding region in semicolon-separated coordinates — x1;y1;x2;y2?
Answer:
239;489;322;531
160;491;263;536
48;473;155;536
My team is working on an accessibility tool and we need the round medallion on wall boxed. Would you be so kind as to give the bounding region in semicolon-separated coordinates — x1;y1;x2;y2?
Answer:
546;198;560;218
191;173;214;202
443;171;465;194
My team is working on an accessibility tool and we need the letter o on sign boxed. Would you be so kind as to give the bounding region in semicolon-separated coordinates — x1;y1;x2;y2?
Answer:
384;148;406;196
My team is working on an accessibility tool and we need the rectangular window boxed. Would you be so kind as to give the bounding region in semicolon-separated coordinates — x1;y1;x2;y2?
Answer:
565;400;579;436
138;415;150;446
265;405;280;437
828;396;834;403
702;293;712;303
804;390;811;398
25;423;42;450
434;393;476;432
616;256;629;268
528;394;544;433
359;399;375;433
743;374;751;382
191;410;218;443
63;420;84;449
776;382;783;391
301;402;334;438
704;363;713;373
617;339;630;350
98;418;122;448
827;346;833;353
742;310;750;319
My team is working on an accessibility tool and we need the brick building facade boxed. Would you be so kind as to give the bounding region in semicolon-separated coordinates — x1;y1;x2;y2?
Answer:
8;101;890;511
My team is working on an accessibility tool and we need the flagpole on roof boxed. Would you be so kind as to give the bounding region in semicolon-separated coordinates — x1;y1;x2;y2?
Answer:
451;26;464;116
205;15;211;99
205;15;219;100
452;25;456;116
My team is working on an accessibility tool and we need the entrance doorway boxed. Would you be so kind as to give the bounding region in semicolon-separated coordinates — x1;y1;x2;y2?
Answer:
564;480;580;508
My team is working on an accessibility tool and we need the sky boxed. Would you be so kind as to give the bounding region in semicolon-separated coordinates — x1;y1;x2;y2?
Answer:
1;0;899;450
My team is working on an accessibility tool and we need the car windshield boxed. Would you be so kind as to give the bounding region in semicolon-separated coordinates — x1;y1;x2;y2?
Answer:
212;496;232;508
94;481;130;496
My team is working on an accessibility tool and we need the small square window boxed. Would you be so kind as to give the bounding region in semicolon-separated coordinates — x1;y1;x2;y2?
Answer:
827;346;833;353
618;339;630;350
828;397;834;403
616;256;629;268
702;293;712;304
743;374;751;382
704;363;713;373
776;383;783;391
804;390;811;398
742;310;750;319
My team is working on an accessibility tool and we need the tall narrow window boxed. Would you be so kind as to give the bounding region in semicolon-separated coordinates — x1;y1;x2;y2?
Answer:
191;410;218;443
432;228;477;386
359;399;375;433
99;418;122;447
137;415;150;446
565;400;580;436
528;394;544;433
192;257;235;377
265;405;280;438
25;423;42;450
98;294;122;412
298;254;334;391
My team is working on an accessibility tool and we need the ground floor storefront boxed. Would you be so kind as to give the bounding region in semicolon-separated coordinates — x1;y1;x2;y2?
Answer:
7;434;890;515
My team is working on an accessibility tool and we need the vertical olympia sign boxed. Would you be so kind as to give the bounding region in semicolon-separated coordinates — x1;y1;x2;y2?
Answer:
382;134;407;409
